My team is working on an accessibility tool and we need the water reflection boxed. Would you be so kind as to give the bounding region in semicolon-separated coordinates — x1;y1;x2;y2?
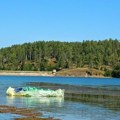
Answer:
66;93;120;111
5;96;120;120
27;82;120;111
6;96;64;108
1;76;120;120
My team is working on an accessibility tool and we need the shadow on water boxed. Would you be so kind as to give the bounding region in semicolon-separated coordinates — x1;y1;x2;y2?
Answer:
26;82;120;111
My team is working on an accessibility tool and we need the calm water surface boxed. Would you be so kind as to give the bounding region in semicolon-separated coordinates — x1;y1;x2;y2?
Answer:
0;76;120;120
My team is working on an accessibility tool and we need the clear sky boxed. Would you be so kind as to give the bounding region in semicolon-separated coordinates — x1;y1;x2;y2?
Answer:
0;0;120;48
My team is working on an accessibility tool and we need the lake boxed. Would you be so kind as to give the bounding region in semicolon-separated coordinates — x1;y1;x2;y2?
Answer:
0;76;120;120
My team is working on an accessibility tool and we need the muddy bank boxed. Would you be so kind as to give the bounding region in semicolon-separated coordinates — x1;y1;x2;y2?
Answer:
0;105;60;120
27;82;120;111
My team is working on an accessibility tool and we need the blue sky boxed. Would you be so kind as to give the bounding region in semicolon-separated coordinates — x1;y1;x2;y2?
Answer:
0;0;120;48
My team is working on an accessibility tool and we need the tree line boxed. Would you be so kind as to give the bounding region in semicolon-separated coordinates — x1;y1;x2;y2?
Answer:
0;39;120;77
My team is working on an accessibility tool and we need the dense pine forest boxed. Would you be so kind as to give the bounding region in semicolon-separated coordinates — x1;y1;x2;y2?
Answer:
0;39;120;77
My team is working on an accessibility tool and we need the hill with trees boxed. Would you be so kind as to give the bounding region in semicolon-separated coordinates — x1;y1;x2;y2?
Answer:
0;39;120;77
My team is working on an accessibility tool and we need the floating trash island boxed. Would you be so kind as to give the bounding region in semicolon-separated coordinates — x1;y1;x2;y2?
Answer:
6;86;64;97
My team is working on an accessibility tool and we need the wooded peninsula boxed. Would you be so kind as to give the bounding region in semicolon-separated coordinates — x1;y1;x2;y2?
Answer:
0;39;120;78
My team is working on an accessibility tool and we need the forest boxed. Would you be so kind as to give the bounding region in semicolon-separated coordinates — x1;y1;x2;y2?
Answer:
0;39;120;77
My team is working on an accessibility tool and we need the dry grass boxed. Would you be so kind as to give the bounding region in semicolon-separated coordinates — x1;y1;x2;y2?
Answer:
56;68;104;77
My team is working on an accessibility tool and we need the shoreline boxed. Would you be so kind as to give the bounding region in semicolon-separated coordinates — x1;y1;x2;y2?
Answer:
0;70;110;78
0;71;54;76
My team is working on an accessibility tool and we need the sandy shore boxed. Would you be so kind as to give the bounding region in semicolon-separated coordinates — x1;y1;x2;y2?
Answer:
0;71;54;76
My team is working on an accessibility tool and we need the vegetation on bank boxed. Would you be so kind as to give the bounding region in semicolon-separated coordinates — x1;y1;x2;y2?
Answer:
0;39;119;77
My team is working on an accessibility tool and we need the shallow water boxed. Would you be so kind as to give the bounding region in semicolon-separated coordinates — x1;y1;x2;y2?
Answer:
0;76;120;120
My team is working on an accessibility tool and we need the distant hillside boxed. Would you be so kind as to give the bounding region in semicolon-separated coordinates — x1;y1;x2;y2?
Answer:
0;39;120;77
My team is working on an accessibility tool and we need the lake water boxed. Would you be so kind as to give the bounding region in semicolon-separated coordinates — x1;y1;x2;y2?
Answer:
0;76;120;120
